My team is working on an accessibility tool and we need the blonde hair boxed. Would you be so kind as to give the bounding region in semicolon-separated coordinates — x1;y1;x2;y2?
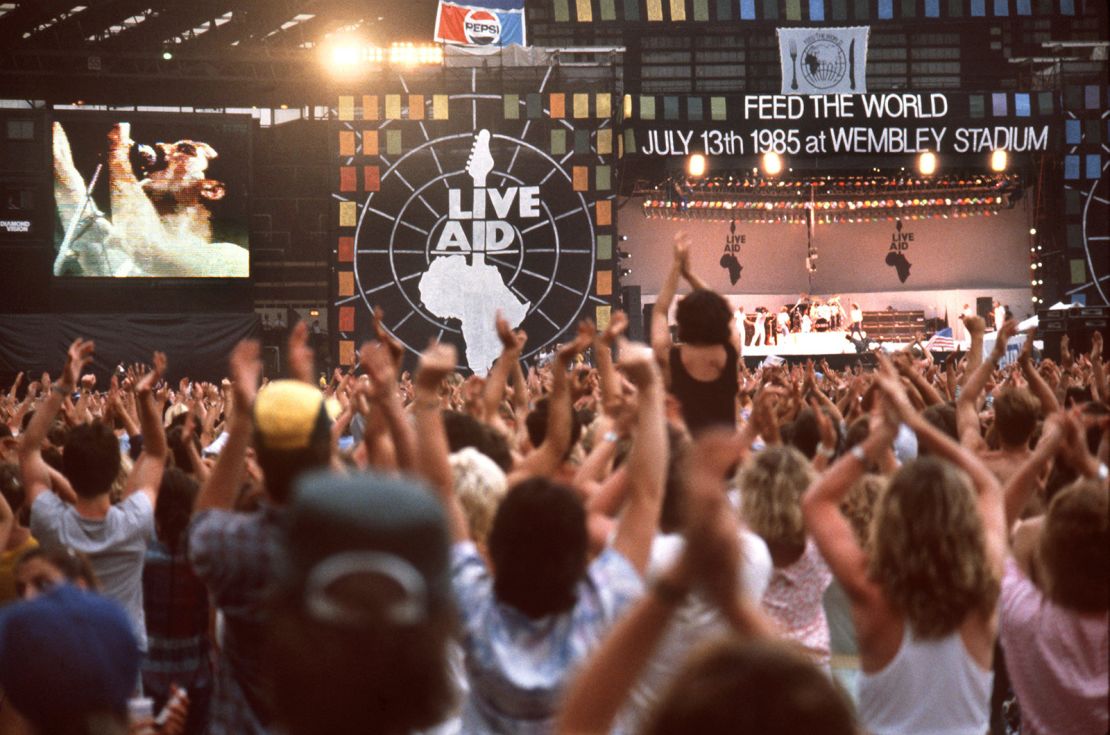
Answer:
840;473;886;548
450;447;508;546
868;457;999;637
739;446;814;551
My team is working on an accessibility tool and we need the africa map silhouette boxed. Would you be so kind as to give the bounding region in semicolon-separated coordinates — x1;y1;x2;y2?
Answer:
885;251;912;283
719;254;743;285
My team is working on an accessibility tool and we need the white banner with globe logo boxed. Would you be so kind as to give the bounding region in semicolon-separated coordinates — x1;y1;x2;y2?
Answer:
778;26;869;95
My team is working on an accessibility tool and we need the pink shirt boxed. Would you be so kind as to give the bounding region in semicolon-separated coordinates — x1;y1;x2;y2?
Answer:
760;539;833;664
999;557;1109;735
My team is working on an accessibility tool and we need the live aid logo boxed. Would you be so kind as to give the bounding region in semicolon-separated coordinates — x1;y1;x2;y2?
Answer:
434;186;542;261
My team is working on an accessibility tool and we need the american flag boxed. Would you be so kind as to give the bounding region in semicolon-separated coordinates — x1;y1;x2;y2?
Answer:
926;327;956;352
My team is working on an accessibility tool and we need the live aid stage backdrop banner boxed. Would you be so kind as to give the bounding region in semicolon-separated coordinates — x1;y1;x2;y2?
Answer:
620;196;1035;328
330;70;619;375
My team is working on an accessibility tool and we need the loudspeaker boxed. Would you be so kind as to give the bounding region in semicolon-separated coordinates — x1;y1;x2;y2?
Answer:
642;302;654;344
1037;306;1109;363
976;296;993;320
621;285;644;341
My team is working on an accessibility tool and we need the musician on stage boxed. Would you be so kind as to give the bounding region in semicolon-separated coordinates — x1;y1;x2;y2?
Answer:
849;302;865;340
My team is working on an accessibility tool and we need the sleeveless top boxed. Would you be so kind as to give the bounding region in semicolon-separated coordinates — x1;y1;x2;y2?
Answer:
668;343;738;435
858;626;992;735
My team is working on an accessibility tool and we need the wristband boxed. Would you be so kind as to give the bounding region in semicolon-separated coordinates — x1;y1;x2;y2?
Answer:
651;577;689;606
817;444;836;459
1098;463;1108;481
849;445;867;463
603;430;620;443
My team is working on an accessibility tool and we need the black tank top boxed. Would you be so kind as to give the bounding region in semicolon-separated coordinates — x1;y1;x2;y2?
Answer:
669;343;739;435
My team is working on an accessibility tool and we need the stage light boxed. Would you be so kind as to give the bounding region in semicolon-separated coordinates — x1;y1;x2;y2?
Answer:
330;43;362;68
990;149;1008;172
917;151;937;176
761;151;783;176
1028;227;1036;235
161;49;173;60
687;153;707;178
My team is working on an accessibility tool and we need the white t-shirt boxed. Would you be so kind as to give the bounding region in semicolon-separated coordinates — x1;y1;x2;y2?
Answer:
31;492;154;650
613;530;773;734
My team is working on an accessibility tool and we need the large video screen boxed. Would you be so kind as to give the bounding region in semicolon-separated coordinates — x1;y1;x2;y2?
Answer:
52;112;251;278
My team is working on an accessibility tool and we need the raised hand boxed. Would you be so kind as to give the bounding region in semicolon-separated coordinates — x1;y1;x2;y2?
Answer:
556;320;596;366
228;340;262;413
615;339;658;388
964;315;986;338
600;309;629;346
358;340;397;402
136;351;167;396
415;342;458;392
1018;328;1035;365
496;310;528;354
287;321;315;384
672;232;690;271
61;339;96;389
373;306;406;369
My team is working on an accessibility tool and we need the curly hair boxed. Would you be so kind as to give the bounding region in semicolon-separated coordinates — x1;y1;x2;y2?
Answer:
676;289;733;346
1039;478;1108;613
868;457;999;638
840;473;885;548
739;447;814;555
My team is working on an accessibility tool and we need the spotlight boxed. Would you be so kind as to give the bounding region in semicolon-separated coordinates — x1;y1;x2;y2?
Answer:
917;151;937;176
761;151;783;177
687;153;707;178
619;268;632;278
1028;228;1036;235
990;149;1008;172
161;49;173;60
330;43;362;69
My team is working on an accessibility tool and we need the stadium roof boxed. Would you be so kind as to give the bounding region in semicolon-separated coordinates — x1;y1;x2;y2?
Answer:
0;0;440;105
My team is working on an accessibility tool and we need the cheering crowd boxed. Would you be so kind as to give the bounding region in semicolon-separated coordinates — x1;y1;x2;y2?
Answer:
0;239;1106;735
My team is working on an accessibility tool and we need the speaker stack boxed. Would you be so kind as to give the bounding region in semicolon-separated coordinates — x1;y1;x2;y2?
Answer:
1036;305;1108;362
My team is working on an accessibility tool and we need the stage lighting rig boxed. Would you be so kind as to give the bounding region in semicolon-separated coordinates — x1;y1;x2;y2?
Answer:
990;149;1008;172
687;153;707;178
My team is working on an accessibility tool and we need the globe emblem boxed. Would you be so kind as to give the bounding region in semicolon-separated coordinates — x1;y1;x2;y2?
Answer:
800;40;848;89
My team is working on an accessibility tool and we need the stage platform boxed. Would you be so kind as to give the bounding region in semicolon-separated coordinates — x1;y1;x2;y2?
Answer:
739;331;921;369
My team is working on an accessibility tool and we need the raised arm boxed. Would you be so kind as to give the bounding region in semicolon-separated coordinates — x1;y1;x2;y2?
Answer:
876;358;1007;575
651;237;687;369
360;340;415;471
803;400;895;603
1001;411;1065;528
0;484;13;551
194;340;260;513
1017;329;1060;414
123;352;169;506
508;321;594;485
609;342;667;575
960;315;986;387
957;319;1016;450
19;339;94;508
595;309;627;417
411;343;469;542
481;312;527;436
557;430;772;735
1090;331;1106;402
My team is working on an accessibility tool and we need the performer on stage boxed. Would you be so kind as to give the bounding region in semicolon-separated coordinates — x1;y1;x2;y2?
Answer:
751;307;767;347
849;302;865;340
993;300;1006;332
814;298;831;332
776;307;791;344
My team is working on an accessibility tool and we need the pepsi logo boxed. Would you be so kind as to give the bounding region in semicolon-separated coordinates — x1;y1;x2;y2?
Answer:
463;9;501;45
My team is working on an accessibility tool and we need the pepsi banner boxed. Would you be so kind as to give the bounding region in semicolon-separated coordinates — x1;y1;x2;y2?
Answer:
435;0;526;47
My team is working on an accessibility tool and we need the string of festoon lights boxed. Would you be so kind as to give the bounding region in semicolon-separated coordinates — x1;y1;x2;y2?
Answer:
1029;227;1046;307
641;150;1021;223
